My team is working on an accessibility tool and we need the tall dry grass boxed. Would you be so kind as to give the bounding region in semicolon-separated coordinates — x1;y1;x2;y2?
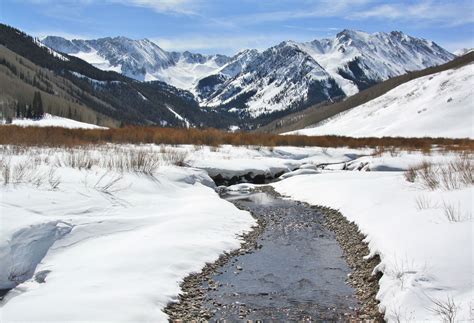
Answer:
0;145;189;185
404;156;474;190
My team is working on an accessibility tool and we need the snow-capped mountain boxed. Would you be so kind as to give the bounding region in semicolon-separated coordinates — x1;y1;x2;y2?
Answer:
41;36;231;87
195;44;345;117
454;48;474;56
286;61;474;138
43;30;455;119
195;30;454;117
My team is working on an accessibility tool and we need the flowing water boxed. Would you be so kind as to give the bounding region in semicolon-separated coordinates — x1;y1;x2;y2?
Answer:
201;187;358;321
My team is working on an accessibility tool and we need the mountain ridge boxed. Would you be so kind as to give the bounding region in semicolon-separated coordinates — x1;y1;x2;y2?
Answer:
43;30;454;120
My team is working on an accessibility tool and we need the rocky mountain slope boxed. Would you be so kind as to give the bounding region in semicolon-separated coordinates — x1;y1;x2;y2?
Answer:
196;30;454;118
42;36;230;87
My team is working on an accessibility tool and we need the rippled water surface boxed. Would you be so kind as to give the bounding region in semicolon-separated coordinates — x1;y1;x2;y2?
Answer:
203;189;358;321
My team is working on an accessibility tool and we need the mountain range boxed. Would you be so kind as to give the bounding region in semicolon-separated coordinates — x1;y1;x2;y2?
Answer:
43;30;454;120
0;23;458;129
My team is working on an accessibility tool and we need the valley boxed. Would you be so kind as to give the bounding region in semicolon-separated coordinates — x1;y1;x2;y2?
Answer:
1;2;473;321
1;23;464;132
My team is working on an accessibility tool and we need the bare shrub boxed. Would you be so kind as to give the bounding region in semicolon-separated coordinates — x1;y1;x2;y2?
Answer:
418;161;440;190
439;165;460;190
389;146;400;157
405;156;474;191
448;155;474;186
48;167;61;190
130;150;153;173
59;150;95;169
94;172;125;194
404;166;418;183
161;148;188;166
389;306;415;323
415;195;439;210
372;146;386;157
427;295;459;323
126;149;161;174
11;160;29;184
1;124;473;152
390;257;417;290
1;158;11;185
31;173;44;188
441;201;472;222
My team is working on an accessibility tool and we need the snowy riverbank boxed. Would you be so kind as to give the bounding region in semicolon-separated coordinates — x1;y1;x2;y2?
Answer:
273;153;473;321
1;144;472;321
0;146;255;321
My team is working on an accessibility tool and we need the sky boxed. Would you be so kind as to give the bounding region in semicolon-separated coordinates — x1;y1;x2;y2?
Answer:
1;0;473;55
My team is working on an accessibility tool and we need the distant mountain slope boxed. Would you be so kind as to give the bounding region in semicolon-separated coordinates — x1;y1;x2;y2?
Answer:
0;24;237;128
194;30;454;118
286;58;473;138
0;44;118;127
42;36;230;88
454;48;473;56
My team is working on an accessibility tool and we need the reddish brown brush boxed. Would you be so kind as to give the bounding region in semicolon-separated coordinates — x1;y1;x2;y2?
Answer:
0;125;473;152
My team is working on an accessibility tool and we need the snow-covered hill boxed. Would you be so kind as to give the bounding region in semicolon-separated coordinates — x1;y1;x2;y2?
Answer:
287;63;474;138
43;31;455;119
10;114;107;129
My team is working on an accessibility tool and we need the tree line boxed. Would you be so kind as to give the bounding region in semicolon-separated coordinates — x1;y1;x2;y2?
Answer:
15;91;44;120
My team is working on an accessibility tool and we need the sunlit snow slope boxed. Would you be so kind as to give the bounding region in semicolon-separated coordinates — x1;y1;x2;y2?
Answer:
11;114;107;129
288;63;474;138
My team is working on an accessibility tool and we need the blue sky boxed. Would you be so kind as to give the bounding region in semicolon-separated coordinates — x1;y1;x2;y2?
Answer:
1;0;473;54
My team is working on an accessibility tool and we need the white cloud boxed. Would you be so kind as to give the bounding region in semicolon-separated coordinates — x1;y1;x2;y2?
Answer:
152;33;311;54
18;0;199;15
109;0;198;14
221;0;373;25
350;0;474;27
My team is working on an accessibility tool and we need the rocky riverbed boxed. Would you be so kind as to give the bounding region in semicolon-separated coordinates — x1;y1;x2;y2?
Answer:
164;186;383;321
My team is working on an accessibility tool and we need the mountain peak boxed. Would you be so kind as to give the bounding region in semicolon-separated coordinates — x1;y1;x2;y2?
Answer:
336;29;369;39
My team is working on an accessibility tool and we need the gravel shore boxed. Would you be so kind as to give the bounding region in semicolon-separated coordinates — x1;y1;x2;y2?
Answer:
315;205;384;321
163;215;267;321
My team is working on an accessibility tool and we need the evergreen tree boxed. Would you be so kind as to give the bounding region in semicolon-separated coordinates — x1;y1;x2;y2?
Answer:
25;104;32;119
31;91;44;119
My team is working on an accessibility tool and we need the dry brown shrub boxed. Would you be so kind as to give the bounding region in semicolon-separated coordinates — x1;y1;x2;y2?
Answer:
0;126;473;153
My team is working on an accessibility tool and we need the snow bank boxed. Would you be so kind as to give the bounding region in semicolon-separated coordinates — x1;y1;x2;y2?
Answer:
187;145;370;179
0;149;254;321
10;114;106;129
288;63;474;138
273;153;473;321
